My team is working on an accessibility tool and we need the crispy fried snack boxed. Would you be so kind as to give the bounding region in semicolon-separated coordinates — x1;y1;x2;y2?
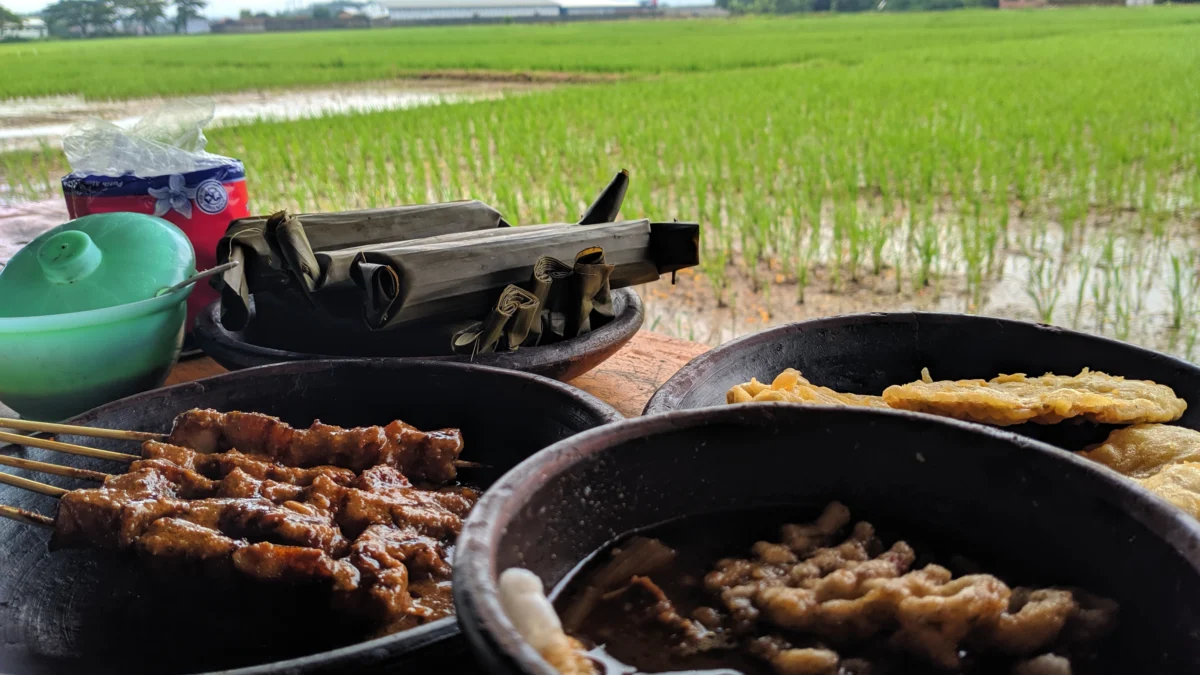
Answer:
1137;463;1200;519
727;369;890;409
1077;425;1200;520
881;368;1186;426
706;503;1117;671
1080;424;1200;478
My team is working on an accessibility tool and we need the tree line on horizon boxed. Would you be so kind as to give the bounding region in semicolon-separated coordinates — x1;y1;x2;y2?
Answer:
0;0;206;36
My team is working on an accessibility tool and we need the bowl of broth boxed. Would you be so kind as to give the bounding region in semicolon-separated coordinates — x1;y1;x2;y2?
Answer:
454;405;1200;675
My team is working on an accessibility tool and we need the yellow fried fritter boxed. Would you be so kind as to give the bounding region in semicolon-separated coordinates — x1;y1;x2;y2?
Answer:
1079;424;1200;478
727;368;890;409
881;368;1186;426
1137;463;1200;520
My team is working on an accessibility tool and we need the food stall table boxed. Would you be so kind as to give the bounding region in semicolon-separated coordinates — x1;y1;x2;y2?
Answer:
166;329;709;418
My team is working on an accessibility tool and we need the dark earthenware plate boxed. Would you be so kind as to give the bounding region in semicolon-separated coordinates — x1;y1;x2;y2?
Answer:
0;360;620;675
454;405;1200;675
644;312;1200;449
194;288;644;382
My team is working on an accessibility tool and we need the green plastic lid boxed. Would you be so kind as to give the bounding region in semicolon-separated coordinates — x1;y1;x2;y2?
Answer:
0;212;195;319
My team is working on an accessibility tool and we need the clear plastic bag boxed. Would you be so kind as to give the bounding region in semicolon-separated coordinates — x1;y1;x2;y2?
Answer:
60;97;250;333
63;98;231;177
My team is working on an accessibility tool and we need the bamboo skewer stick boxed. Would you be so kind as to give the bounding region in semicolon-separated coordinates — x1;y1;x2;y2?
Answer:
0;417;165;442
0;421;481;467
0;471;68;497
0;504;54;529
0;430;139;462
0;454;109;481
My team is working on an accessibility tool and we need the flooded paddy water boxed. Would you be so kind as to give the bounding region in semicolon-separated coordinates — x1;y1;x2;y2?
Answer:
0;78;546;152
638;206;1200;361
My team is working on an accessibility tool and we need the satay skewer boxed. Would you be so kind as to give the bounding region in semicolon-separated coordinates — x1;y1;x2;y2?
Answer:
0;504;54;528
0;454;109;481
0;471;68;497
0;427;482;468
0;430;139;462
0;417;165;442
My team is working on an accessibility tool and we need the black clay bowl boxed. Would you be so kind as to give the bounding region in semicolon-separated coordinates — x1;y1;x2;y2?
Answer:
0;360;620;675
194;288;644;382
454;405;1200;675
644;312;1200;448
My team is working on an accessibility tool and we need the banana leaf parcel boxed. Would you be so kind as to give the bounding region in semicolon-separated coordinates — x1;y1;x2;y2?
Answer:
213;171;698;357
218;200;509;330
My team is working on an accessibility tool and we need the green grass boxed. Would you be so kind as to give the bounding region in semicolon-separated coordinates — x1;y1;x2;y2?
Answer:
4;7;1200;352
0;8;1195;100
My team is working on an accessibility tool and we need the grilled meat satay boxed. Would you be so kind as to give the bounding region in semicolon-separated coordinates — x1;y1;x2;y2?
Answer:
335;523;456;632
167;409;464;483
307;469;477;540
40;432;478;633
52;476;467;630
51;463;474;560
142;441;356;486
52;482;349;555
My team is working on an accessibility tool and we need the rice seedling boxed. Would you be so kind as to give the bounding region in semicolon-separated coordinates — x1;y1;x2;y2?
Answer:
2;7;1198;357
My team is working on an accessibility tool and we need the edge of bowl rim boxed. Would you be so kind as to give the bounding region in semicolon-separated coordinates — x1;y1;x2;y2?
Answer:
0;284;193;333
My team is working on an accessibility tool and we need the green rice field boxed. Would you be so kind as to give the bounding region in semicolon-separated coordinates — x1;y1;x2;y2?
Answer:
3;8;1200;353
1;10;1192;100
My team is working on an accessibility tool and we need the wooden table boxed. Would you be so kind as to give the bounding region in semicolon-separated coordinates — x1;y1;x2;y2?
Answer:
166;330;709;418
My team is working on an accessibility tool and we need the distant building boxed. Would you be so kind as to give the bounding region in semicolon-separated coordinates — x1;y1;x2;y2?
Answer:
656;5;729;16
1;17;48;39
380;0;559;21
184;16;212;33
558;0;646;16
212;16;266;32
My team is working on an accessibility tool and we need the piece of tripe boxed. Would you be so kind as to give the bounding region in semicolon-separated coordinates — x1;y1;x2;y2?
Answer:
727;368;890;408
882;368;1186;426
1080;424;1200;478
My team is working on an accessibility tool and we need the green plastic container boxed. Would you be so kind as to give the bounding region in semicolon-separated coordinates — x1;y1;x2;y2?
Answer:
0;213;196;420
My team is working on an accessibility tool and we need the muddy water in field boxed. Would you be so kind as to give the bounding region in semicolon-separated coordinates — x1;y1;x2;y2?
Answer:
0;79;543;151
637;215;1200;362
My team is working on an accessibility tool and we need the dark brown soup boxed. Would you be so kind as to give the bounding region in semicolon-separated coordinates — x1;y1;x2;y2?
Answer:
552;504;1117;675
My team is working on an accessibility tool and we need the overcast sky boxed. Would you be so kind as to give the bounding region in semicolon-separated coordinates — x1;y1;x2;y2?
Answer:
8;0;709;20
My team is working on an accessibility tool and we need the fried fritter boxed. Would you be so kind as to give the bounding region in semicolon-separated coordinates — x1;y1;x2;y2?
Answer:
881;368;1186;426
706;503;1116;671
1080;424;1200;478
1137;463;1200;519
1076;424;1200;519
728;369;890;409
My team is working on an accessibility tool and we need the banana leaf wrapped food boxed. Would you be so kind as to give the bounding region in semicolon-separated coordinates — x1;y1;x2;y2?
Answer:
451;247;618;356
213;171;699;357
347;218;695;329
218;200;509;330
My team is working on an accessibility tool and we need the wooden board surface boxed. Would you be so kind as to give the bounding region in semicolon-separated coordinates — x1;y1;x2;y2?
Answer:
165;330;709;417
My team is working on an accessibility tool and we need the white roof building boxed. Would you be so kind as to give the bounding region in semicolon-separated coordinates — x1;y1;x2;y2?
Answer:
380;0;560;20
558;0;644;13
0;16;48;39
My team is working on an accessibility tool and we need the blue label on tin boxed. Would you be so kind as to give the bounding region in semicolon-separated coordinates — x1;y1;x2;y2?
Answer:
195;178;229;215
